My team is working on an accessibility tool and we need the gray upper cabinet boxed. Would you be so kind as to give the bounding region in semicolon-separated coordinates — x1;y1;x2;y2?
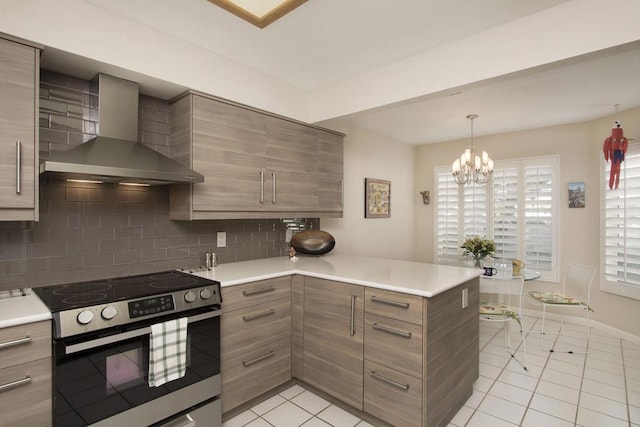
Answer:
169;92;344;220
317;130;344;212
0;35;40;221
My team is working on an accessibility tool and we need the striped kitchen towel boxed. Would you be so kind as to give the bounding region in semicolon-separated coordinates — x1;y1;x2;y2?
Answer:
148;317;188;387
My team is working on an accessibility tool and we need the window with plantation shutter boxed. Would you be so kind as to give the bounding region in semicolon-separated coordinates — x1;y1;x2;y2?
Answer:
522;159;556;276
602;142;640;300
435;156;558;281
435;170;460;258
492;164;519;261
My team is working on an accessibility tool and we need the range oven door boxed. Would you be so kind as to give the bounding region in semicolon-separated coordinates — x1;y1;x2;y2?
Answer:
53;309;220;427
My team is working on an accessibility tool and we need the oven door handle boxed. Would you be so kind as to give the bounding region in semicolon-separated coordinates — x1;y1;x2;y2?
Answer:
64;310;221;355
158;413;195;427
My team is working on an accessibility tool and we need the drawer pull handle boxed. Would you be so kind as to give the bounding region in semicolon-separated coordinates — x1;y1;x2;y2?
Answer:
370;295;410;309
243;286;275;296
0;336;31;350
0;376;31;393
242;351;275;367
372;323;412;338
243;309;275;322
369;371;410;391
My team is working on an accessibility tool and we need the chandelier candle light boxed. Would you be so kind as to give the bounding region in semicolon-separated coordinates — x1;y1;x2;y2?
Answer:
452;114;494;185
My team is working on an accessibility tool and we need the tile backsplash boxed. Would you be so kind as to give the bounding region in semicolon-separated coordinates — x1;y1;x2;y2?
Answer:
0;70;318;291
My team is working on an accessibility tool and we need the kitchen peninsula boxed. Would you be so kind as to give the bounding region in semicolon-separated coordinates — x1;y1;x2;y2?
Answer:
196;254;480;427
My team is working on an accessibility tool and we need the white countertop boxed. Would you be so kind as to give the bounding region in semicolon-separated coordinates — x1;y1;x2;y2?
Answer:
191;254;482;297
0;290;51;329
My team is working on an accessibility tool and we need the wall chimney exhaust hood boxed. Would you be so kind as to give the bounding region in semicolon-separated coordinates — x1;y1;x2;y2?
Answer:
40;73;204;185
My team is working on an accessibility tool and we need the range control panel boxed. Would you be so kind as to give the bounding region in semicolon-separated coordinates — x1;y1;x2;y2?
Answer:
128;295;175;319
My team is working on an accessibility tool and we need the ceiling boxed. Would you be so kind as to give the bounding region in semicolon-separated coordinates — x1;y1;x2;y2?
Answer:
35;0;640;145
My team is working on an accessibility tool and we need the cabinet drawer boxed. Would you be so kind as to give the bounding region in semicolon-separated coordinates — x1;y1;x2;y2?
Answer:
222;277;291;313
364;288;423;325
364;313;422;377
221;336;291;413
0;358;52;427
0;321;51;367
364;360;422;427
222;297;291;361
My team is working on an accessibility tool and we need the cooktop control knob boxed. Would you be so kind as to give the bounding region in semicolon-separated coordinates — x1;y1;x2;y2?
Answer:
77;310;94;325
184;290;196;303
101;306;117;320
200;288;212;300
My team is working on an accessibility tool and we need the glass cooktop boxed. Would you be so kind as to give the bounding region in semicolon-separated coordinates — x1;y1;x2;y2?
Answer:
33;270;215;312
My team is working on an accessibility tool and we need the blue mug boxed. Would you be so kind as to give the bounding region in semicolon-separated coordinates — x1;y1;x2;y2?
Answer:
483;266;497;276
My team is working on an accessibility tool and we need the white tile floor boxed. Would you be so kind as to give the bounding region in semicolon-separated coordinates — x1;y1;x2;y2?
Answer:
223;317;640;426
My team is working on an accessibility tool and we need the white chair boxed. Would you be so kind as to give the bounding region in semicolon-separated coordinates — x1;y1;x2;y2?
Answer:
479;275;528;371
526;264;596;353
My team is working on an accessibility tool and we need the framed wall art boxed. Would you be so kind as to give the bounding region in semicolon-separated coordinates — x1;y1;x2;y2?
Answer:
365;178;391;218
568;181;585;208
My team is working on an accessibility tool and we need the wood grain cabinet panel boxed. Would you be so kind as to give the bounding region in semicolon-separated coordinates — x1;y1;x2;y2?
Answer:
221;336;291;414
221;276;291;313
221;297;291;361
0;358;52;427
169;92;343;219
424;279;479;427
220;278;292;414
303;277;364;410
317;130;344;211
0;320;52;427
364;359;423;427
364;287;423;325
364;312;422;377
0;36;39;221
0;320;51;366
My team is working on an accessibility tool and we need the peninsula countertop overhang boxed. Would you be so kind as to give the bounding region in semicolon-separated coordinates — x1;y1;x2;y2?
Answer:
191;254;482;297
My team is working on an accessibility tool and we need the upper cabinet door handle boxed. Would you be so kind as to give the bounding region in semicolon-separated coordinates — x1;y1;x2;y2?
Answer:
259;171;264;204
15;141;21;194
271;172;277;204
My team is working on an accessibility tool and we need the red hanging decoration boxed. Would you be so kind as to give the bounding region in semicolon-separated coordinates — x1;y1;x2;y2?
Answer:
603;121;629;190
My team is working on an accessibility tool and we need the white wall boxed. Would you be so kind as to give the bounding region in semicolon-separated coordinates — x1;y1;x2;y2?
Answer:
415;108;640;337
322;126;416;260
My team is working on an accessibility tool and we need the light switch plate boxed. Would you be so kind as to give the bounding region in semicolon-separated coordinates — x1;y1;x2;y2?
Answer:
462;288;468;309
217;231;226;248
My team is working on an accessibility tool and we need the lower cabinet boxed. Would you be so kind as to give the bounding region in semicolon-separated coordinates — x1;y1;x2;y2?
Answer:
363;288;424;427
221;275;479;427
363;360;423;427
220;277;292;413
0;320;52;427
302;277;364;410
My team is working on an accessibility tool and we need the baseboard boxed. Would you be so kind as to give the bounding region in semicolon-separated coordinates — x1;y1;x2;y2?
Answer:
521;308;640;346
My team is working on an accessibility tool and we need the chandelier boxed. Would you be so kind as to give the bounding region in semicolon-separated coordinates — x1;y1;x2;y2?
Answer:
452;114;493;185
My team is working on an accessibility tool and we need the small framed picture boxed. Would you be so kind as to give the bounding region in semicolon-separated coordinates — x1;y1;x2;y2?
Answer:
365;178;391;218
568;182;585;208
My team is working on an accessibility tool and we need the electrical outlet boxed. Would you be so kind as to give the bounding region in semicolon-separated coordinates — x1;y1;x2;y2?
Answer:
217;231;226;248
461;288;468;308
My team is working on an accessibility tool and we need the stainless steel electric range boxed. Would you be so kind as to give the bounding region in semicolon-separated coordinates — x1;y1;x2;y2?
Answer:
33;270;222;427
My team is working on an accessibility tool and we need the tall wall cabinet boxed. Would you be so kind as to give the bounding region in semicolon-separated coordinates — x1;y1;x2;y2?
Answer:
169;92;344;220
0;34;40;221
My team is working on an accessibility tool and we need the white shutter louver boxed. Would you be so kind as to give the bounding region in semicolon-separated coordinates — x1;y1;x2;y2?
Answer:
604;144;640;287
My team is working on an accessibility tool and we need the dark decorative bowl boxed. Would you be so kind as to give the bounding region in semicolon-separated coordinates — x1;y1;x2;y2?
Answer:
290;230;335;255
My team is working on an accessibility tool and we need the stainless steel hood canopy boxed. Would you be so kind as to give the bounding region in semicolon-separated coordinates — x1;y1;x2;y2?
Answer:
40;74;204;185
